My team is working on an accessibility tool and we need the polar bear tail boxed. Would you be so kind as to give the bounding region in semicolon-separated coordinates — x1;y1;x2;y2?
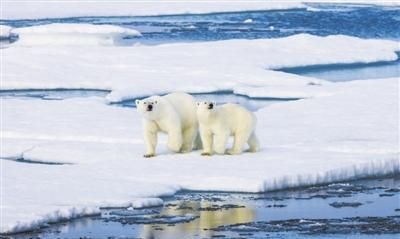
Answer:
248;132;259;152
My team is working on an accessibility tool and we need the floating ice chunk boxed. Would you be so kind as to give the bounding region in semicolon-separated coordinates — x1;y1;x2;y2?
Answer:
13;23;141;46
243;18;253;23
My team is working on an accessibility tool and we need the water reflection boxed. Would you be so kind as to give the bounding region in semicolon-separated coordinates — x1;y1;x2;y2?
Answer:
4;177;399;239
139;200;255;239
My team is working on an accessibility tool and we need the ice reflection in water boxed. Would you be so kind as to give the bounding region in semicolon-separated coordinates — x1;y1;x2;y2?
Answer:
4;177;399;239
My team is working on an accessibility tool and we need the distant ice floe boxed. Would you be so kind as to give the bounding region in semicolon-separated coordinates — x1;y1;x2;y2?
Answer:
1;78;399;234
13;23;141;46
2;34;399;101
243;19;253;23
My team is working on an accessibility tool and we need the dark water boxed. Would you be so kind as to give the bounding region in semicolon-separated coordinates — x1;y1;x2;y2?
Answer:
278;54;400;82
4;177;399;239
1;4;399;45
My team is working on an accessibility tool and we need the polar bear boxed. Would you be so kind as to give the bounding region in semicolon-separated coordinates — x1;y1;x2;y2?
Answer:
136;92;199;157
197;101;258;155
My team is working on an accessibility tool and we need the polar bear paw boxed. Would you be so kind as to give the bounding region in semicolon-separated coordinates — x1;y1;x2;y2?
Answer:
144;153;155;158
226;149;242;155
201;152;211;156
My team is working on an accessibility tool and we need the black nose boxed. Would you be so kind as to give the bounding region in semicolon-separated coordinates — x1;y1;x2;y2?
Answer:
208;103;213;109
147;104;153;111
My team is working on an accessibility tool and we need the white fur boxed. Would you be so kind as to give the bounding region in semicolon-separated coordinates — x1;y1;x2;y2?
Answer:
136;92;198;157
197;102;259;155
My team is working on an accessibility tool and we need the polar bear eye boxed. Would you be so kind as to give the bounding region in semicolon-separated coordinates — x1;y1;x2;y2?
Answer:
144;102;147;104
155;101;157;104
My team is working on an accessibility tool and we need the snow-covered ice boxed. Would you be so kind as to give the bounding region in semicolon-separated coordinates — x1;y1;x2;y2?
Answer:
13;24;141;46
2;34;399;101
1;1;306;20
1;78;399;233
1;21;400;234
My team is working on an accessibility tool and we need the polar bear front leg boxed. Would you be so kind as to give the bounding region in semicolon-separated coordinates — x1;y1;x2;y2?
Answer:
144;130;157;158
181;126;196;153
200;128;213;156
167;127;183;153
214;132;229;155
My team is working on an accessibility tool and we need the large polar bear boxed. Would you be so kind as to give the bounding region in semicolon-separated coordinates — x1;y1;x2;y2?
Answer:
197;101;258;155
136;92;199;157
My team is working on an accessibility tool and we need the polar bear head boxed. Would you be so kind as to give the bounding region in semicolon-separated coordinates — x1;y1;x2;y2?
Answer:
136;96;163;120
197;101;216;111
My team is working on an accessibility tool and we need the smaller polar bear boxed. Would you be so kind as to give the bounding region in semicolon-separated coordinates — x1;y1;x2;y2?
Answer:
136;92;199;157
197;102;259;155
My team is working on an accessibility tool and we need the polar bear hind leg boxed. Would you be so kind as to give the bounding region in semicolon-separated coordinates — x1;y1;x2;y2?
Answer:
180;126;197;153
167;129;183;153
227;130;252;155
247;132;258;152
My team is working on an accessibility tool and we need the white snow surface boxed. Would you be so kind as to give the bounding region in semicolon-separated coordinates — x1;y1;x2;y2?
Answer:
2;34;399;101
1;78;399;233
12;24;141;46
2;1;306;20
0;25;13;39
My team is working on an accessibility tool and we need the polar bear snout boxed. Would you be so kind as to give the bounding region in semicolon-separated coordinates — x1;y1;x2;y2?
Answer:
147;104;153;111
208;103;214;109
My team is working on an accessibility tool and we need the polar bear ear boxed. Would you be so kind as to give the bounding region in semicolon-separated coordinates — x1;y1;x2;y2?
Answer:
135;99;140;106
154;100;158;104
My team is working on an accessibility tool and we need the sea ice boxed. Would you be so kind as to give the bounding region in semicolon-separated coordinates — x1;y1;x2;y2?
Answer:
2;34;399;101
1;78;398;234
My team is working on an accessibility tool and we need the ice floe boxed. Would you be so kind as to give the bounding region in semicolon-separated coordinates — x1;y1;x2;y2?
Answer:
2;34;399;101
1;78;398;234
12;23;141;46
